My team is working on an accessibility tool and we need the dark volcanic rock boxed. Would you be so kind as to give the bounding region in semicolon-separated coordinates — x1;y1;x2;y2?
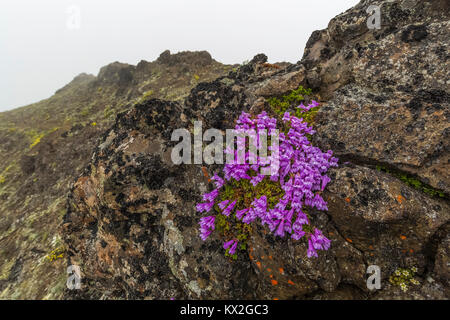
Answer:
62;0;449;300
0;50;233;299
63;99;257;299
303;0;450;194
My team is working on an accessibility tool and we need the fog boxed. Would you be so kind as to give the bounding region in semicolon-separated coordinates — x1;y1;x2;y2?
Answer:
0;0;359;111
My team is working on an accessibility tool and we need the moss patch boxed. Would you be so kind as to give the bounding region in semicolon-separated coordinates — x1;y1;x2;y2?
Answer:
267;85;312;115
376;165;447;199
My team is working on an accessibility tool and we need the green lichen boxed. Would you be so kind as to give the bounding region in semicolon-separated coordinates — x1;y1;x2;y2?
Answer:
141;90;154;101
103;105;115;119
389;267;420;292
376;165;447;199
214;173;285;259
0;163;16;183
28;132;46;149
26;127;59;149
80;106;91;117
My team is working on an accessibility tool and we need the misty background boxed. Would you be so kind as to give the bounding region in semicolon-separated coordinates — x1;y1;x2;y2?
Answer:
0;0;359;112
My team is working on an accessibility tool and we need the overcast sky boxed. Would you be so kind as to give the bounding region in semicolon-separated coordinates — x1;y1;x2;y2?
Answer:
0;0;359;112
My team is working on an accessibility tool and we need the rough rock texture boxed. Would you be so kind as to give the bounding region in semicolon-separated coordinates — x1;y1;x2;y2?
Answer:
62;0;449;299
0;51;233;299
304;0;450;194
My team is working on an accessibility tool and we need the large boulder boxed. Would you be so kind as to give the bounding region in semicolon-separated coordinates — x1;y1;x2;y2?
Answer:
62;0;449;299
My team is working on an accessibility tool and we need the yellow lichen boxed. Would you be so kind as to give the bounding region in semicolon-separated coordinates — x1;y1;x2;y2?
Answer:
45;247;65;263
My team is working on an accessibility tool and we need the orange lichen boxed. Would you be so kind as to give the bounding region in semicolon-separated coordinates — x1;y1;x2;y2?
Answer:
346;238;353;243
267;268;272;272
268;255;273;260
269;274;273;278
271;279;278;286
262;63;281;69
396;195;405;204
278;268;284;274
345;197;351;203
201;167;211;182
288;280;295;285
400;235;407;240
256;261;262;269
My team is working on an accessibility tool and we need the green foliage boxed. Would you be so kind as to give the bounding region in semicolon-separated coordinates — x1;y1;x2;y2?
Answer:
267;85;313;115
267;85;320;131
389;267;420;292
294;106;320;126
214;173;285;258
0;175;5;184
225;251;238;260
376;165;447;199
215;213;230;233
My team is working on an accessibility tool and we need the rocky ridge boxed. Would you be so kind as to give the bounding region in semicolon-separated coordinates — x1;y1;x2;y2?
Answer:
0;51;233;299
62;0;449;300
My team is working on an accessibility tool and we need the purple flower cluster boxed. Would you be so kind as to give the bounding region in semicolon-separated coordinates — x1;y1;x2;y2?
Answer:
297;100;320;112
199;216;215;241
197;106;338;258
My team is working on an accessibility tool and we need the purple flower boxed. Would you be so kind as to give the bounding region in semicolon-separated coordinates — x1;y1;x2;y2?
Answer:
196;109;338;258
310;228;331;251
199;216;215;241
297;100;319;112
218;200;230;210
321;175;331;191
236;208;249;220
222;200;236;216
224;239;238;255
202;189;219;202
250;173;265;186
196;201;214;213
212;174;224;189
307;238;318;258
292;229;306;241
310;100;320;108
